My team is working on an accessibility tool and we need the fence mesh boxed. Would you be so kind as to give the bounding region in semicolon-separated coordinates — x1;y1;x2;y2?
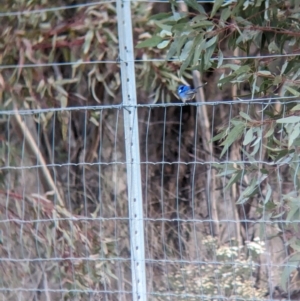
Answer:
0;0;299;301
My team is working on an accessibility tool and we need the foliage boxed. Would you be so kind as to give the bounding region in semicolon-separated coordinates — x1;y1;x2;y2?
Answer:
0;190;126;300
0;1;137;300
0;2;120;109
137;0;300;98
1;0;300;299
136;0;300;294
153;236;267;301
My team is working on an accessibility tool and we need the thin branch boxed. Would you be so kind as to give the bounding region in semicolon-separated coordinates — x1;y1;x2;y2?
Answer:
11;101;64;206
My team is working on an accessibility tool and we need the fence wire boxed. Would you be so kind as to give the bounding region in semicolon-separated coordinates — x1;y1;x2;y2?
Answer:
0;1;299;301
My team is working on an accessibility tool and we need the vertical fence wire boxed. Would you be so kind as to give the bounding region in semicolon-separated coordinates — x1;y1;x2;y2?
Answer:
0;1;299;301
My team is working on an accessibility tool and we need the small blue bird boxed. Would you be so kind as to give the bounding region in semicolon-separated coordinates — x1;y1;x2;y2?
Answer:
177;84;206;102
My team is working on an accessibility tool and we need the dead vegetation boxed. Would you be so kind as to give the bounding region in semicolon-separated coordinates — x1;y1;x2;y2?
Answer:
0;1;298;300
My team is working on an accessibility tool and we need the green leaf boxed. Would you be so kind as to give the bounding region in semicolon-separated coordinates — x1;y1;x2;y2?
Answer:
211;129;227;142
157;40;170;49
236;178;257;204
273;75;282;85
179;40;193;61
190;16;213;28
219;74;236;85
276;116;300;124
281;253;300;289
166;40;179;60
136;36;163;48
193;35;205;66
150;12;173;20
265;124;275;138
257;70;272;76
251;136;261;147
204;43;216;69
225;170;243;190
180;34;203;74
239;111;252;121
220;7;231;21
250;139;261;156
243;128;254;145
235;64;252;75
263;183;272;204
291;104;300;111
184;0;206;13
175;35;189;58
180;55;193;75
231;119;244;126
217;49;224;68
289;238;300;252
220;123;245;157
153;21;173;32
231;73;251;83
211;0;224;18
272;211;285;219
274;149;295;162
237;28;260;44
173;12;187;22
172;23;189;31
285;86;300;97
241;148;256;162
205;35;218;48
280;60;288;75
190;15;208;22
235;16;253;26
220;64;241;71
217;169;237;177
268;41;280;53
159;29;172;38
289;123;300;148
260;168;269;174
286;204;300;221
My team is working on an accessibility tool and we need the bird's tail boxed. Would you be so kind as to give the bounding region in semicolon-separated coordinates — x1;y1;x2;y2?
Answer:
194;83;207;90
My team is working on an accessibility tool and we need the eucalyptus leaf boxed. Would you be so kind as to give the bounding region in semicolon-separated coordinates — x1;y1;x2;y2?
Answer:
150;12;173;20
220;7;231;21
211;0;224;18
289;123;300;148
225;170;244;190
217;49;224;68
285;85;300;97
184;0;206;13
239;111;252;121
291;104;300;111
136;35;163;48
157;40;170;49
179;40;193;62
243;128;254;145
276;116;300;124
166;40;179;60
220;123;245;157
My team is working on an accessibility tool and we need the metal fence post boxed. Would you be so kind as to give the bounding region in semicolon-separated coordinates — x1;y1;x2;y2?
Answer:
116;1;147;300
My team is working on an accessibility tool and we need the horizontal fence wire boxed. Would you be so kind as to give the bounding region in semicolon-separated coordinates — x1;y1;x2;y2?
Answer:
0;53;300;69
0;0;299;301
0;96;299;114
0;101;297;300
0;0;232;17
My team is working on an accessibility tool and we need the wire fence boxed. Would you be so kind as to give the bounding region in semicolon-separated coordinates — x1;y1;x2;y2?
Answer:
0;1;299;301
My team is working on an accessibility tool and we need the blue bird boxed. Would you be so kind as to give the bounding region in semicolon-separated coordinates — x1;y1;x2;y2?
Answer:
177;84;206;102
